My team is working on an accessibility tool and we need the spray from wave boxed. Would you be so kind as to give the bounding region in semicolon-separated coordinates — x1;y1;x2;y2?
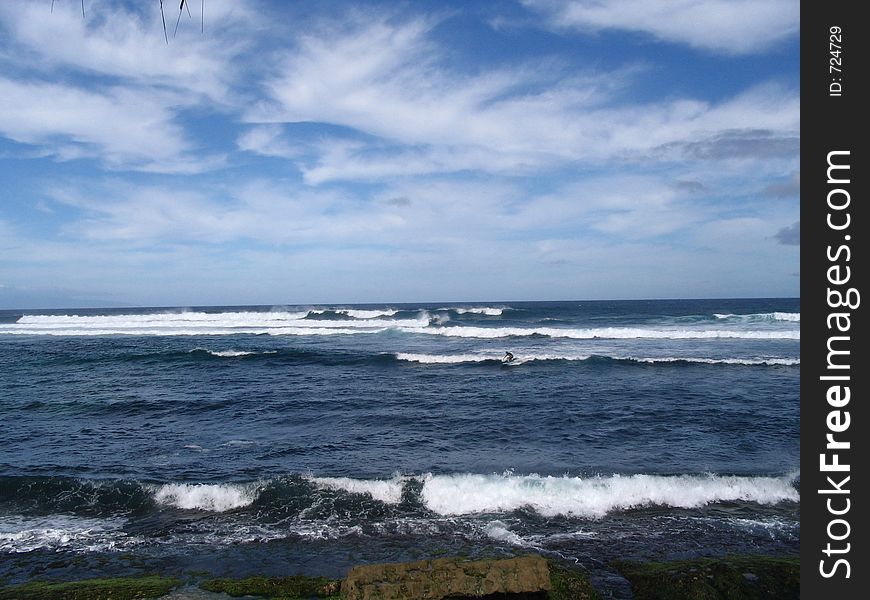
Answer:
149;482;262;512
419;472;799;518
452;307;505;316
306;475;407;505
714;312;800;322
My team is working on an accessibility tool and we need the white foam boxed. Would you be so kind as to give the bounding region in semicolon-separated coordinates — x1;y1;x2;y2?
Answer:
2;310;423;336
309;308;399;319
17;310;309;325
0;326;388;337
404;326;799;340
773;312;801;321
454;307;505;316
631;357;800;366
714;312;800;322
150;482;260;512
341;309;399;319
307;475;406;504
420;473;799;518
194;349;278;357
396;353;498;364
483;520;533;547
0;515;131;553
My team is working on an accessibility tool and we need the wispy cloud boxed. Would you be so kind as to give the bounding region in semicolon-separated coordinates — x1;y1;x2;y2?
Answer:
0;77;215;172
244;14;798;183
523;0;799;55
0;1;255;102
0;2;800;304
0;1;257;172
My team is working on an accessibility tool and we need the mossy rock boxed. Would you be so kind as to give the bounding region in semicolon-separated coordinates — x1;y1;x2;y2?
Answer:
342;555;552;600
547;562;600;600
200;575;341;599
0;575;181;600
615;556;799;600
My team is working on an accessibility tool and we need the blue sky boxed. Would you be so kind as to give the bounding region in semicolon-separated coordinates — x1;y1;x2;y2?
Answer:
0;0;799;308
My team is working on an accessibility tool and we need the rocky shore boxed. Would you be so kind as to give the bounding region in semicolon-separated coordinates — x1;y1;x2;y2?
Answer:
0;554;799;600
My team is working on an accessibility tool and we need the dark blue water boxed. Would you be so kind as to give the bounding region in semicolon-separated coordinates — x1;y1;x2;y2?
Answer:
0;299;799;595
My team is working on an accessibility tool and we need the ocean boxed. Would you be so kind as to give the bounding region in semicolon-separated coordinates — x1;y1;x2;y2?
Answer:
0;298;799;596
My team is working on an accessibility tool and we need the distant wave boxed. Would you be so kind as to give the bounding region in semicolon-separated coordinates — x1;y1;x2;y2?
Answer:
405;326;800;340
395;353;799;366
309;308;398;319
452;307;505;316
2;310;798;339
1;309;424;336
191;348;278;358
714;312;800;322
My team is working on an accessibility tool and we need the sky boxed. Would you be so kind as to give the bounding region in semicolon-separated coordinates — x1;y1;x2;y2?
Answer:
0;0;800;308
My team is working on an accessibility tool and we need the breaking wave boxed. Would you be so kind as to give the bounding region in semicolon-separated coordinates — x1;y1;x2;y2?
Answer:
191;349;278;358
395;353;799;366
0;310;425;336
452;307;505;316
0;472;798;521
419;472;799;518
405;326;799;340
714;312;800;322
149;482;262;512
2;309;798;340
306;475;407;505
309;308;398;319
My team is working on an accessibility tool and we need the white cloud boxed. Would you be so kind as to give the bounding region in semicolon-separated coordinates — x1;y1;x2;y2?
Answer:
245;15;799;183
0;0;255;102
0;1;257;172
523;0;799;55
0;77;222;172
46;180;413;246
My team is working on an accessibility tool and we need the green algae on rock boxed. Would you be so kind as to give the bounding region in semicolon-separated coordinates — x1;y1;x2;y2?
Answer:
547;562;600;600
199;574;341;599
615;556;799;600
342;555;553;600
0;575;182;600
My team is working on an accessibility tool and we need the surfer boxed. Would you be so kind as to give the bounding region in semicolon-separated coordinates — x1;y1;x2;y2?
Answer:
503;351;514;363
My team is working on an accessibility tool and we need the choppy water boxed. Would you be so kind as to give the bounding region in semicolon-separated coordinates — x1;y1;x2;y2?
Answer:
0;299;799;595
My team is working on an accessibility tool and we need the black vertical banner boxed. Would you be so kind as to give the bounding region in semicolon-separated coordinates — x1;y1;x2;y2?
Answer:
802;2;866;597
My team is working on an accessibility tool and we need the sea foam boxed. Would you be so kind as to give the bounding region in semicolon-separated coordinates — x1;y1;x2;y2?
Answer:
150;483;260;511
306;475;406;504
714;312;800;322
193;349;278;357
404;326;800;340
420;472;798;518
0;515;130;553
3;310;423;336
454;307;505;316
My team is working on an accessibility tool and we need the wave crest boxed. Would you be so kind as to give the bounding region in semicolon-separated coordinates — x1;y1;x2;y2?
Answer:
306;475;406;505
395;353;799;366
150;483;261;512
714;312;800;322
420;473;799;518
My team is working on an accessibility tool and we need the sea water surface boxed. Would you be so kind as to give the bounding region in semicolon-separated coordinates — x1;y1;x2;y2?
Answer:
0;299;799;595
